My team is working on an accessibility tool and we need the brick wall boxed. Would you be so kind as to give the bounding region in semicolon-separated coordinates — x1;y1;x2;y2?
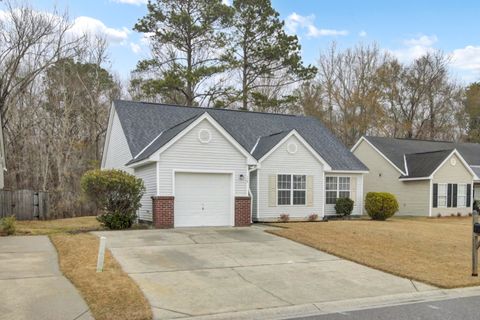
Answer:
151;196;174;229
235;196;251;227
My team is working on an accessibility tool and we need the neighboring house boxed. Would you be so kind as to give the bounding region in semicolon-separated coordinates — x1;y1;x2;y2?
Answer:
102;100;368;228
352;136;479;216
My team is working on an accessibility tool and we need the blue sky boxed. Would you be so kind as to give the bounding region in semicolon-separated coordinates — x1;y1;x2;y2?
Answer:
19;0;480;83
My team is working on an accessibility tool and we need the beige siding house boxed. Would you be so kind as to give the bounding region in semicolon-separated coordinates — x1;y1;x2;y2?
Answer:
352;136;478;216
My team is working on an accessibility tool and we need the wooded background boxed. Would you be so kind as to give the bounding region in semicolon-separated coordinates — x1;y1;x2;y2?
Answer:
1;0;480;216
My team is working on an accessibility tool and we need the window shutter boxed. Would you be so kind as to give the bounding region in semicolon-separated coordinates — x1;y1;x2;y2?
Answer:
350;176;357;203
452;184;458;208
467;184;472;207
432;184;438;208
306;175;313;207
447;184;452;208
268;175;277;207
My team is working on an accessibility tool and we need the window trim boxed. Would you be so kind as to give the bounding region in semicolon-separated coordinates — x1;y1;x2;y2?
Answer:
325;176;351;205
457;183;467;208
437;183;448;208
277;174;307;206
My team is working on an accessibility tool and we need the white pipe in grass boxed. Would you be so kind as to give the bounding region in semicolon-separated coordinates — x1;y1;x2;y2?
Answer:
96;236;107;272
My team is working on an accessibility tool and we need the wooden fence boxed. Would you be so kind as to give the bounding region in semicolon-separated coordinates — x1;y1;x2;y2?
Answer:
0;190;49;220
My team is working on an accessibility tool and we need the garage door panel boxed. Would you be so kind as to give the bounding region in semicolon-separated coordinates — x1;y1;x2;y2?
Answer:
174;172;232;227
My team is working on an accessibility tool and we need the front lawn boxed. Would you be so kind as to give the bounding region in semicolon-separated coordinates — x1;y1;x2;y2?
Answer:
15;216;102;235
51;233;152;320
268;217;480;288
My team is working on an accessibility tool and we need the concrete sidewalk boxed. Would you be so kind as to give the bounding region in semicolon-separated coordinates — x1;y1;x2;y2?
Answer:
0;236;92;320
94;226;436;319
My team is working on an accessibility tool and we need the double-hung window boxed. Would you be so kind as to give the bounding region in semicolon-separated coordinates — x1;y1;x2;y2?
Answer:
277;174;306;205
437;183;447;207
457;184;467;207
326;176;351;204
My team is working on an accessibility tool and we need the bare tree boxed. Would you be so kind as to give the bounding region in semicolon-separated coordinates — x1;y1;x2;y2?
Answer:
0;0;80;172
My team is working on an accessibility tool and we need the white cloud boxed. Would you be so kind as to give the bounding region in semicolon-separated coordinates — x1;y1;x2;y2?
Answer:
390;34;438;62
359;30;367;37
285;12;348;38
69;16;130;44
110;0;147;5
130;42;142;54
451;46;480;71
404;35;437;47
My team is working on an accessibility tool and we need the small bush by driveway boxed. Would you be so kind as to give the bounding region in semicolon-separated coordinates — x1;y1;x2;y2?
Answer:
269;217;480;288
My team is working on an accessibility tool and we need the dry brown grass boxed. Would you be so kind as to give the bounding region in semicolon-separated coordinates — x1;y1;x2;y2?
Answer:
15;216;101;235
50;233;152;320
268;216;480;288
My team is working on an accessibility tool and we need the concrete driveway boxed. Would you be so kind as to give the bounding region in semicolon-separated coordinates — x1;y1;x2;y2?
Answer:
94;226;435;319
0;236;92;320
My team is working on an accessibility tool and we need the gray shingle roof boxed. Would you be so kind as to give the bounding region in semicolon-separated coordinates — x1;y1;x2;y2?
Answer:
114;100;367;171
364;136;480;178
251;131;290;159
403;149;453;178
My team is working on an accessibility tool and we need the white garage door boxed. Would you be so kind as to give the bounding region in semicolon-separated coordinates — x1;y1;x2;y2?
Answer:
174;172;232;227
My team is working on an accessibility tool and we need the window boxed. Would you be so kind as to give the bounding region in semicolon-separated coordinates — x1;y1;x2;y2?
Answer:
438;183;447;207
326;176;351;204
277;174;306;205
458;184;467;207
326;177;338;205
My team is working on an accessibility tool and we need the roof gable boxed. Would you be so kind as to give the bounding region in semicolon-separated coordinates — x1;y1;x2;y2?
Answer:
402;149;453;179
113;100;367;171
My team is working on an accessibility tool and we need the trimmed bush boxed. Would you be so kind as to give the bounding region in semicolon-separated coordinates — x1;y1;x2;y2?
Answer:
81;169;145;230
308;214;318;222
365;192;398;221
335;197;354;216
0;216;16;236
279;214;290;223
474;200;480;213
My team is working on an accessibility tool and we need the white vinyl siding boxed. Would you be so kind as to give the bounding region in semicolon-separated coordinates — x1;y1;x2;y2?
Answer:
324;173;363;215
157;119;248;196
134;163;157;221
258;135;325;220
103;111;134;174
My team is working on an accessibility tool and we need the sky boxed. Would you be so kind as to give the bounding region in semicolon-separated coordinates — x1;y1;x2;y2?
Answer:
10;0;480;83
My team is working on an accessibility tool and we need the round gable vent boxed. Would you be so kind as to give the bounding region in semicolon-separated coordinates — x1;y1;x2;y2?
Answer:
198;129;212;143
287;142;298;154
450;157;457;166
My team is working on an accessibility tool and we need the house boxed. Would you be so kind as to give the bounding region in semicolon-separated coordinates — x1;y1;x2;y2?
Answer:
102;100;368;228
352;136;479;216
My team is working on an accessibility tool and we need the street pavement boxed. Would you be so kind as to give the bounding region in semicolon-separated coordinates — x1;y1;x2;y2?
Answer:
291;295;480;320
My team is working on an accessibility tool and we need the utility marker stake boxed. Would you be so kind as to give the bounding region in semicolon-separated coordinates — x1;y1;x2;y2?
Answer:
97;236;107;273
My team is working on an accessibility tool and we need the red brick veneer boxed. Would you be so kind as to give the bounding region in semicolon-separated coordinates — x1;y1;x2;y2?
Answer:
151;196;174;229
235;197;251;227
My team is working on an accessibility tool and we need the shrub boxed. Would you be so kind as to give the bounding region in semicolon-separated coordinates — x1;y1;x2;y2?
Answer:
279;214;289;223
308;214;318;222
81;169;145;230
437;213;442;218
469;212;473;217
365;192;398;221
474;200;480;213
450;213;455;217
457;212;462;217
0;216;16;236
335;197;354;216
